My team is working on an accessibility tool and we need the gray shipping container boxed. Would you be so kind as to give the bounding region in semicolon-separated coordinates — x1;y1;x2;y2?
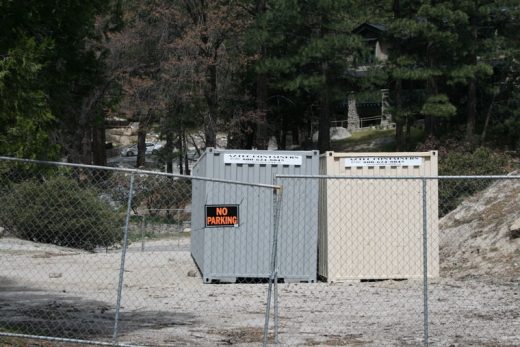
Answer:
191;148;319;283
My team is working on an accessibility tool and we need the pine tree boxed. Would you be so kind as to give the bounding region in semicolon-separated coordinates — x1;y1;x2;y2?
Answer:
0;37;57;159
388;0;466;142
448;1;519;146
257;0;364;153
0;0;117;161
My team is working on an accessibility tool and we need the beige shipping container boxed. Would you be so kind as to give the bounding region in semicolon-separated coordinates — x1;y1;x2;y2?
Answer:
318;151;439;282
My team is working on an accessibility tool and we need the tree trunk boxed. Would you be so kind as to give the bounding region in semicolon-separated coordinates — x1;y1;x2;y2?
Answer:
394;79;406;150
204;62;217;148
318;62;331;153
316;11;332;153
466;15;478;146
425;42;439;137
392;0;400;18
165;130;174;173
318;100;330;153
280;118;287;150
396;122;405;151
177;127;184;175
69;96;97;163
183;132;190;175
425;32;434;136
292;124;300;146
91;118;106;166
255;74;269;149
405;116;411;146
466;77;477;145
254;0;269;150
184;0;218;149
393;0;406;151
137;123;146;168
68;81;112;164
79;129;92;164
480;93;496;145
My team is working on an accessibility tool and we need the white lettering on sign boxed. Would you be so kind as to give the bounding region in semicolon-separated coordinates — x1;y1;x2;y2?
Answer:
224;153;303;165
345;156;423;167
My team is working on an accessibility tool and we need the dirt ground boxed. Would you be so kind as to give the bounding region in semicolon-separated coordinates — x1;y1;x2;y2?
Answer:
1;237;519;347
0;336;91;347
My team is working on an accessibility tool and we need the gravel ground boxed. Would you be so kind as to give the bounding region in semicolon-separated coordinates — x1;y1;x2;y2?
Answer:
1;237;519;347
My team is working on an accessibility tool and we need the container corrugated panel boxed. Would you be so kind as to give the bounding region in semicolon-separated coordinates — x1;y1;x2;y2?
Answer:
191;148;319;283
319;151;439;282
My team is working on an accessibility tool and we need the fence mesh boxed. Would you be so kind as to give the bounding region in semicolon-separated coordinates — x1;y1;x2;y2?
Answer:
429;177;520;346
271;177;429;346
0;162;128;341
1;157;519;346
268;175;519;346
0;158;277;346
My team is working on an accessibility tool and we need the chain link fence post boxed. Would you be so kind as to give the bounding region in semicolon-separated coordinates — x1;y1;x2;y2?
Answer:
422;178;429;347
263;184;283;347
140;215;146;252
273;179;281;347
113;173;135;343
274;267;280;347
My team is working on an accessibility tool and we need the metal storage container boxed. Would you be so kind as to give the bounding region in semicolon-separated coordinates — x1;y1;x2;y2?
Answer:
191;148;319;283
318;151;439;282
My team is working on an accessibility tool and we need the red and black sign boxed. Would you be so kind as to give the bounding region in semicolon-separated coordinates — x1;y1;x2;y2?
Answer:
205;205;239;227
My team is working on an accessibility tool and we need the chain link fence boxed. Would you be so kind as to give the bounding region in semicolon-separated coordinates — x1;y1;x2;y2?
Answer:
1;157;519;346
0;157;279;346
265;175;520;346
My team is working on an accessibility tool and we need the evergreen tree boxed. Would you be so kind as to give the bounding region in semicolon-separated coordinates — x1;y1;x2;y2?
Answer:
448;1;503;145
0;0;117;161
480;1;520;149
257;0;364;153
0;37;57;159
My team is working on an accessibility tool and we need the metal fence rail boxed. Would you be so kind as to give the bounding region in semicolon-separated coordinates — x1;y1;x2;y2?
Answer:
1;157;519;346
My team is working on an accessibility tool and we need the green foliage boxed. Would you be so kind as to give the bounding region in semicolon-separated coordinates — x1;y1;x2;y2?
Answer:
448;64;494;86
420;94;457;119
385;0;518;142
0;0;518;157
0;0;115;161
440;147;509;176
0;176;123;251
392;67;442;81
106;174;191;215
0;37;58;159
256;0;364;94
136;177;192;215
439;147;509;215
487;50;520;150
489;114;520;150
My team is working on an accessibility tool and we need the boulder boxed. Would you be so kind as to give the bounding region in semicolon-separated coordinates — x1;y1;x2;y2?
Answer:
510;217;520;239
312;127;351;142
187;269;200;278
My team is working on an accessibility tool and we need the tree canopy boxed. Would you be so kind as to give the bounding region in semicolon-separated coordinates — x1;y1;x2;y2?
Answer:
1;0;519;162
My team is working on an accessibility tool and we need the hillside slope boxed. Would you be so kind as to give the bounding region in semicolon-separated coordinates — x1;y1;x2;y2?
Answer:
440;174;520;281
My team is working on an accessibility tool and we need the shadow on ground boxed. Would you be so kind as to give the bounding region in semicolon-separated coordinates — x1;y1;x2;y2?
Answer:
0;277;196;341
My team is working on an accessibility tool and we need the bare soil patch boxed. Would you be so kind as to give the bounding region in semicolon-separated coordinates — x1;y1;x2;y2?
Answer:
1;236;519;346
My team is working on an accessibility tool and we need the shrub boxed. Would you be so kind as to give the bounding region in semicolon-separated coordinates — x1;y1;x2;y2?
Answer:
439;147;509;215
105;174;192;216
0;176;123;250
